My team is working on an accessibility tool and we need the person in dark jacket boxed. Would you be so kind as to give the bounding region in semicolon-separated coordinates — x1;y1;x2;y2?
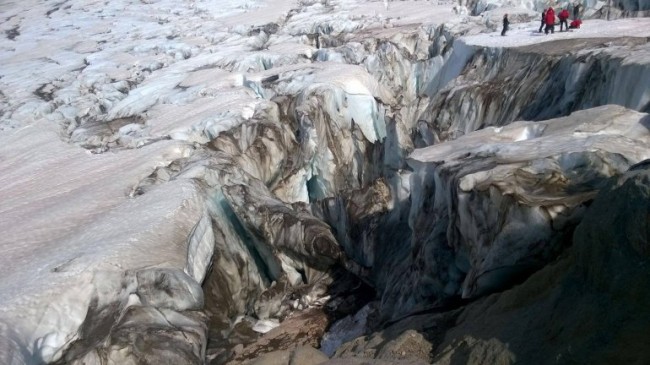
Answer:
501;13;510;36
559;8;570;31
545;7;555;34
573;2;581;19
539;9;547;32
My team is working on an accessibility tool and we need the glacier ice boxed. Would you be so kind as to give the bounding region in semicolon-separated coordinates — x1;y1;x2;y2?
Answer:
2;0;650;363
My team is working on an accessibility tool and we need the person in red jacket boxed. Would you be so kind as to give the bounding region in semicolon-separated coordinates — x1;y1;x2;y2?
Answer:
570;19;582;28
545;7;556;34
559;8;570;31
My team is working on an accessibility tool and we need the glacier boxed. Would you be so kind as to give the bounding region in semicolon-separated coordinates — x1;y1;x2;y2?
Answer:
1;0;650;364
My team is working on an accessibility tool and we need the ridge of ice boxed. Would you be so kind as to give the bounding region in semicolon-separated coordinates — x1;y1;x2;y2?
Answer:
1;0;649;363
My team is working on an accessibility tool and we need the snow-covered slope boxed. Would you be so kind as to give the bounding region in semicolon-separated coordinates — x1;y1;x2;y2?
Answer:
1;0;650;364
0;1;479;363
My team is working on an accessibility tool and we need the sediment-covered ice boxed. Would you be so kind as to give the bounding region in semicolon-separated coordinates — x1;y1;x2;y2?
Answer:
0;123;207;363
394;105;650;315
2;0;650;363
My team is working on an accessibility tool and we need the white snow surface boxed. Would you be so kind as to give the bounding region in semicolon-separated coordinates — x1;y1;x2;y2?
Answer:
462;17;650;47
1;0;649;363
0;122;204;363
410;105;650;166
0;0;470;362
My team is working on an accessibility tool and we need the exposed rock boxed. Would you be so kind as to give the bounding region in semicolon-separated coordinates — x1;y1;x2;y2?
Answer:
375;330;433;362
237;346;328;365
245;350;292;365
336;329;434;363
432;337;516;365
322;358;429;365
331;308;458;363
289;346;330;365
225;308;329;365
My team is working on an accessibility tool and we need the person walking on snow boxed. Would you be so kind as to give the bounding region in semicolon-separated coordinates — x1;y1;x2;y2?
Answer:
501;13;510;36
559;8;570;31
545;7;556;34
539;9;547;32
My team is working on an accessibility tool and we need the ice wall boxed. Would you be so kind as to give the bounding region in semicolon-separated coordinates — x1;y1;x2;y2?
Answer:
426;157;650;365
375;105;650;320
415;36;650;145
2;0;650;363
310;20;650;323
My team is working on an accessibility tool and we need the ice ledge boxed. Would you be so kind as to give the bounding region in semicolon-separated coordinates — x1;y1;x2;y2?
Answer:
461;18;650;48
410;105;650;165
389;105;650;316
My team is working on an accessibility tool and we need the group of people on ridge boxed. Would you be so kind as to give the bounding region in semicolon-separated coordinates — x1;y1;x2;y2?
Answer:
501;3;583;36
539;3;582;34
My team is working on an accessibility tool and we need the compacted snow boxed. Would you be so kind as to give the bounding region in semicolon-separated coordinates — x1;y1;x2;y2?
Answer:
463;17;650;47
0;1;471;362
1;0;649;363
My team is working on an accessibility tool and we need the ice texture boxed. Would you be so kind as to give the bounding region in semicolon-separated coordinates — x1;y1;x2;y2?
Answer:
1;0;650;363
0;123;206;363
